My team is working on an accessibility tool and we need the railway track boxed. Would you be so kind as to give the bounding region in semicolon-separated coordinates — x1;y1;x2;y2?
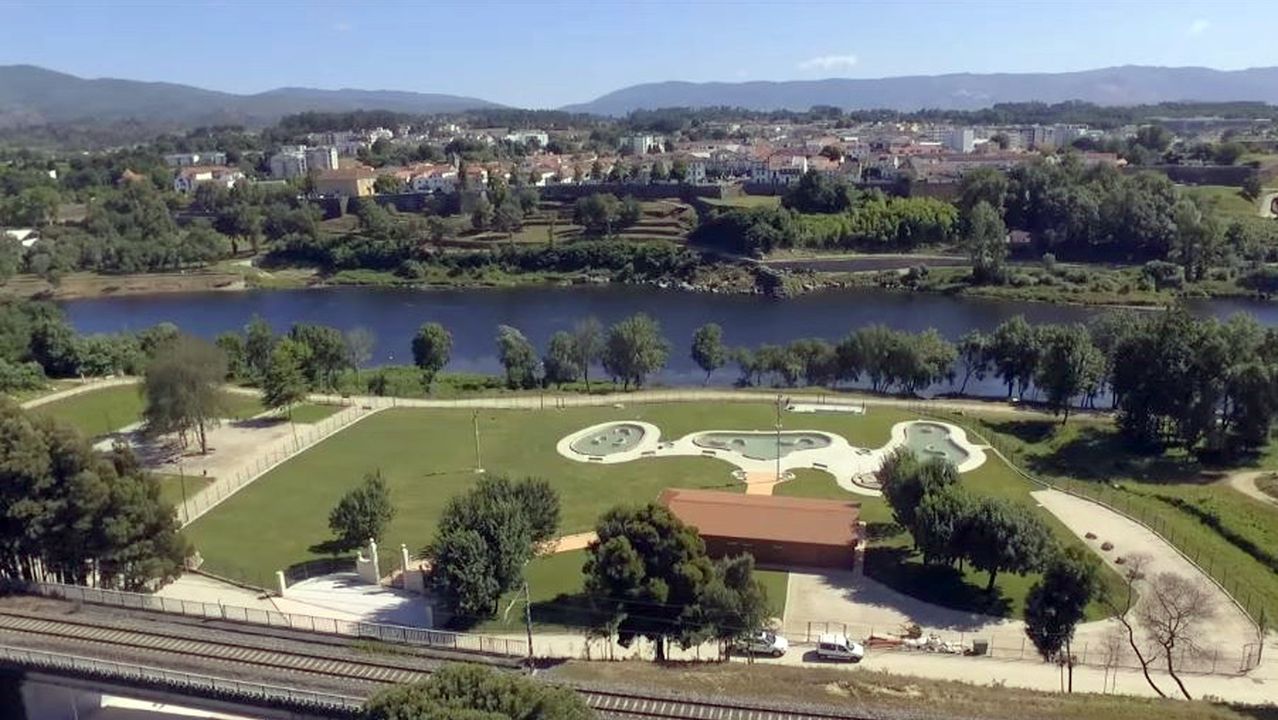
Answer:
0;610;878;720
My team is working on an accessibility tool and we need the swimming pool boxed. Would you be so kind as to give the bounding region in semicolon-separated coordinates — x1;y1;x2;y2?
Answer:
692;431;832;461
568;422;648;456
902;422;971;465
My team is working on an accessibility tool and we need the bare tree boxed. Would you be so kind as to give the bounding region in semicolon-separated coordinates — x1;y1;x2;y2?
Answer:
1103;553;1166;697
1136;573;1216;700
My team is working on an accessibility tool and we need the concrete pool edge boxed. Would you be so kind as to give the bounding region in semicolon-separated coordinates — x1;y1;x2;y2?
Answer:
886;420;988;473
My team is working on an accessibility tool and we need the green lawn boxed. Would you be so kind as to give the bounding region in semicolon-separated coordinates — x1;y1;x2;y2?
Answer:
1179;185;1261;218
756;569;789;617
1257;472;1278;501
938;409;1278;623
187;403;911;593
153;473;215;512
187;401;1125;622
31;385;264;437
5;379;81;404
701;195;782;209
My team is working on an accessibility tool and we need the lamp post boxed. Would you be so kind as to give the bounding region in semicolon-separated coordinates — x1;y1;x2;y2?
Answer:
775;394;783;483
472;409;485;474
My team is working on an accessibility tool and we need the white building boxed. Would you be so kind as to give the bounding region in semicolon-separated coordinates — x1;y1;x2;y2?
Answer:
173;166;244;194
304;146;339;172
944;128;975;153
410;165;460;193
164;152;226;168
504;130;550;147
621;134;663;155
269;147;309;179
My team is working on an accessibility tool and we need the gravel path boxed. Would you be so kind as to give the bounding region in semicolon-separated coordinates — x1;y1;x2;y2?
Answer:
1226;470;1278;507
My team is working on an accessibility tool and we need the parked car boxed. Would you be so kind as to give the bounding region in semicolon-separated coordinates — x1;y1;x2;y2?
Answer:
731;630;789;657
816;633;864;662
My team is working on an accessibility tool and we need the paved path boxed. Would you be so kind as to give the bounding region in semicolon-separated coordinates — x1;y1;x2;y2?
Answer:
546;532;597;554
18;376;138;409
1227;470;1278;507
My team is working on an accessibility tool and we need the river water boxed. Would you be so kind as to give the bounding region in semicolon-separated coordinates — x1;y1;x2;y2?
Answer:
59;286;1278;396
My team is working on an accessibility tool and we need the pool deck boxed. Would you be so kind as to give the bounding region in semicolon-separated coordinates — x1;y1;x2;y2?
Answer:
557;419;988;497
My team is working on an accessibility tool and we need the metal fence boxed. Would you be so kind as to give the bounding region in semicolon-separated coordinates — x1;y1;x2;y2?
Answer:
176;404;375;528
0;643;362;712
29;582;527;658
790;619;1257;676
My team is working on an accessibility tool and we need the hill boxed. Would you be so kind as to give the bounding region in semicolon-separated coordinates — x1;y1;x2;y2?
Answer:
0;65;504;128
561;65;1278;115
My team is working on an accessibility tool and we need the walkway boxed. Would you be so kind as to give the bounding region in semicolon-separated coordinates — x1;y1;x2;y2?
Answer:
1227;470;1278;508
18;376;138;409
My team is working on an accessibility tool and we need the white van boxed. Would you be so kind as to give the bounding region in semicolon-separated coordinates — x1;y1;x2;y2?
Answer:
816;633;865;662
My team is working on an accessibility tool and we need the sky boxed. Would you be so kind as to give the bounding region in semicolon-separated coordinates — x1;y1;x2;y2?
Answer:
1;0;1276;109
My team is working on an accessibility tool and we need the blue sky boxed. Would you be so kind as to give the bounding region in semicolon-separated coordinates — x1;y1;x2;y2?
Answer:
2;0;1274;108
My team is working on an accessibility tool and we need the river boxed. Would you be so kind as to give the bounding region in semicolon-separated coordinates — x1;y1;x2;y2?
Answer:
59;286;1278;396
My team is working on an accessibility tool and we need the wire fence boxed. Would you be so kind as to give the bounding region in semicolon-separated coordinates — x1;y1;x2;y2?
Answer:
788;619;1260;676
176;404;375;528
0;643;362;713
899;401;1268;663
28;581;527;658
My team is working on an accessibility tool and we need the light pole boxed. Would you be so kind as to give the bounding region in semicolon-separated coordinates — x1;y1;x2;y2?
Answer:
472;409;485;474
775;394;783;482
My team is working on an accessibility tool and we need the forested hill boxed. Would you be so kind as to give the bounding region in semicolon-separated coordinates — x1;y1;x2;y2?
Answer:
562;65;1278;115
0;65;504;128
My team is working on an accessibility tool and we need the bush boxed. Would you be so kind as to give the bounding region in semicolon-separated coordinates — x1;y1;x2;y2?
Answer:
1141;260;1185;290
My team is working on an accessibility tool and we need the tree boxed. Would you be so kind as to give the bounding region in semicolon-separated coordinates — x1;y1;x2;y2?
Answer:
964;497;1052;591
328;471;395;552
1241;175;1263;202
289;323;349;389
494;198;524;236
363;663;594;720
0;401;188;590
601;313;669;390
955;329;990;395
142;336;228;454
690;323;727;384
694;554;773;659
261;337;309;416
1136;573;1216;700
912;484;973;566
964;200;1008;284
1034;324;1104;421
1024;546;1100;692
471;196;494;231
411;322;452;389
215;333;247;380
244;315;275;381
426;476;560;620
584;503;715;659
781;170;855;213
496;325;539;390
373;175;401;194
344;327;376;381
570;317;604;393
989;316;1041;399
957;167;1009;214
542;330;580;388
573;193;621;236
878;449;958;537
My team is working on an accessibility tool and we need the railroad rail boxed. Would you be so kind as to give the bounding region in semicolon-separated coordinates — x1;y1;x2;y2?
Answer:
0;608;883;720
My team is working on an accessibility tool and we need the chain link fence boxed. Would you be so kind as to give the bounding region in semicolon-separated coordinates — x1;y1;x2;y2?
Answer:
175;404;375;528
29;581;527;658
788;618;1258;676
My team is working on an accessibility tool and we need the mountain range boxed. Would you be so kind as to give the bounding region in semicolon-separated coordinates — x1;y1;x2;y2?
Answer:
562;66;1278;115
4;64;1278;129
0;65;503;128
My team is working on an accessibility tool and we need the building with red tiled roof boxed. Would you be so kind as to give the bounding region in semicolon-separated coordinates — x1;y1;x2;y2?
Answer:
659;488;863;569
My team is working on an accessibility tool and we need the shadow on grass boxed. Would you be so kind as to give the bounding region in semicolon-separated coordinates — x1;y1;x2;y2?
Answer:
864;521;903;542
863;546;1013;618
986;420;1237;486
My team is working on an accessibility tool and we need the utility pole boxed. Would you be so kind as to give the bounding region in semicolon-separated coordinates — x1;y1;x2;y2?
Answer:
472;409;485;474
523;580;534;671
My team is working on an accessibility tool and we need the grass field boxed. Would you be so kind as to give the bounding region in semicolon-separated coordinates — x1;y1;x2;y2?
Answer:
153;472;215;510
30;385;264;437
186;401;1118;621
937;409;1278;623
1179;185;1260;218
1257;472;1278;501
5;379;81;404
701;195;782;209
